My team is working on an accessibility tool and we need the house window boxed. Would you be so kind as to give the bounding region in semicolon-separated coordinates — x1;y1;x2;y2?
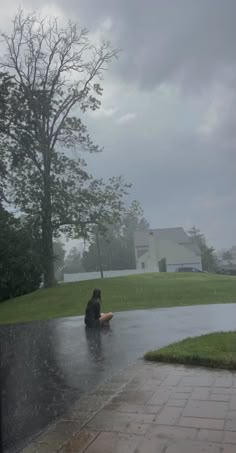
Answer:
141;262;145;269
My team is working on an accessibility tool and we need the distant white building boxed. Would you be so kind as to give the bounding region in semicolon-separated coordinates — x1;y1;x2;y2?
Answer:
134;227;202;272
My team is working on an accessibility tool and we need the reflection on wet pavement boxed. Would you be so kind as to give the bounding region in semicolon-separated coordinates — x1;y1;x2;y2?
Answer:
1;303;236;452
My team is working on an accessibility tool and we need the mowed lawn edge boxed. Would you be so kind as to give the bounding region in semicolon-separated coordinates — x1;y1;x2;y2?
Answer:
144;331;236;370
0;273;235;325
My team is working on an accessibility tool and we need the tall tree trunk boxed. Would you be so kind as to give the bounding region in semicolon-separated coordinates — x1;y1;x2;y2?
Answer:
42;163;56;288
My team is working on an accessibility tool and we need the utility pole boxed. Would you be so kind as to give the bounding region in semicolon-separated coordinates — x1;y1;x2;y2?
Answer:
95;228;104;279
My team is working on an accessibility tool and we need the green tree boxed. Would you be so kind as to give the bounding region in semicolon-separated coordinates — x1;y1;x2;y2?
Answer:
121;213;149;268
0;206;42;301
188;226;217;272
0;10;119;288
82;210;149;273
222;250;233;262
158;258;167;272
64;247;84;274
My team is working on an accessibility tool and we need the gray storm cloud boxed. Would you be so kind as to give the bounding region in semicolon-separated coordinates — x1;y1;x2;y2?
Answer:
4;0;236;247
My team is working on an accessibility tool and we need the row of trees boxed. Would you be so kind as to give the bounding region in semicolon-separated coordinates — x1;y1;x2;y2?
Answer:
0;206;42;301
0;10;140;296
83;214;149;273
52;213;149;279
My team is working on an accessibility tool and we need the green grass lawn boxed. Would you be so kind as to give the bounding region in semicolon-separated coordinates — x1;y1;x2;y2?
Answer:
144;331;236;370
0;273;235;325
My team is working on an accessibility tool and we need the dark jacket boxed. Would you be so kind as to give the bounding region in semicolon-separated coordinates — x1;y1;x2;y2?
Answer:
85;298;101;326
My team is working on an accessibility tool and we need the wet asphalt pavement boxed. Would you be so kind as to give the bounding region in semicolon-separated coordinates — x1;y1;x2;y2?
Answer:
1;303;236;452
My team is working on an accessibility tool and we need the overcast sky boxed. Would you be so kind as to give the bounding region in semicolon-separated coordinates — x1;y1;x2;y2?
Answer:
1;0;236;249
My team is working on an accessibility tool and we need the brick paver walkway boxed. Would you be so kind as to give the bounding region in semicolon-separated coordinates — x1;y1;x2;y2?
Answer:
22;362;236;452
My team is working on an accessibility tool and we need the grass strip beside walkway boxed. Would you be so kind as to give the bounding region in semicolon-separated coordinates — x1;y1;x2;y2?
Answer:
144;331;236;370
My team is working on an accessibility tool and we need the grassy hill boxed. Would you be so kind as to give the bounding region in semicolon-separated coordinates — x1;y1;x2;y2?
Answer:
0;273;235;325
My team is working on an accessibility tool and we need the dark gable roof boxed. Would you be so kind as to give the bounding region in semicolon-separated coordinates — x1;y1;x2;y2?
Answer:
151;227;189;243
134;227;201;255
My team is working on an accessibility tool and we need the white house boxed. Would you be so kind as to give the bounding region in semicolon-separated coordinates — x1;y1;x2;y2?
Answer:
134;227;202;272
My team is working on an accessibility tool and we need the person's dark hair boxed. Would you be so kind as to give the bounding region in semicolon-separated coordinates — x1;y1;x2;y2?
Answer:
92;288;101;300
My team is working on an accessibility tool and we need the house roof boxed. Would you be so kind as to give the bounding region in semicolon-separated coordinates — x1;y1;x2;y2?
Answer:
134;227;201;255
151;227;190;243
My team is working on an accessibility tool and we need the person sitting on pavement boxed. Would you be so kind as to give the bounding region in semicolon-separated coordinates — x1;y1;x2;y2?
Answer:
84;288;113;328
